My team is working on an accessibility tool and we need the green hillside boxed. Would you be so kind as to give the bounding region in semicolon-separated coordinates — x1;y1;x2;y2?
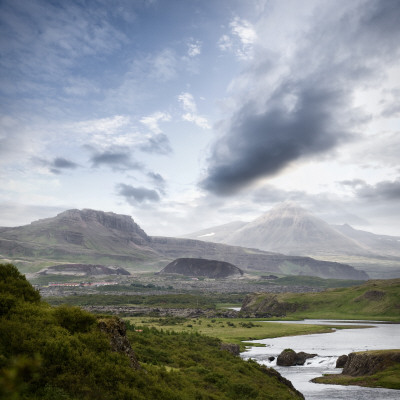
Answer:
241;278;400;321
0;263;303;399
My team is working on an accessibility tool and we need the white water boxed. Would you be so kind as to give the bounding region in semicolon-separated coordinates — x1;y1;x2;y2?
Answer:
241;320;400;399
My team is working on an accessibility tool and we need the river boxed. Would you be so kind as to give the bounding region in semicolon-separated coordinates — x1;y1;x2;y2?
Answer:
240;320;400;399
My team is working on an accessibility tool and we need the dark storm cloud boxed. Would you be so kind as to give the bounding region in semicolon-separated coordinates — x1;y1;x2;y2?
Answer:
201;84;351;195
201;0;400;196
356;179;400;201
90;150;142;171
52;157;78;170
116;183;160;204
139;134;172;155
32;156;78;174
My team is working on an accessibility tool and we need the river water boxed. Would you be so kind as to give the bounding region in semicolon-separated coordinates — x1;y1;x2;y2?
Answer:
240;320;400;399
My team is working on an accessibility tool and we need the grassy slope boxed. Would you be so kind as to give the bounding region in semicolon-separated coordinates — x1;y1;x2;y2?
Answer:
0;263;304;400
244;278;400;321
313;350;400;390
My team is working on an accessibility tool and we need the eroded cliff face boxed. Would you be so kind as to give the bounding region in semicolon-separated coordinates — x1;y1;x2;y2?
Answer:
342;351;400;376
98;317;141;370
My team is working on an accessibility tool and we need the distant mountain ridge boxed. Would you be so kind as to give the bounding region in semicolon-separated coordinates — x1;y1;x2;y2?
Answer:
182;203;400;257
182;202;400;278
0;208;368;280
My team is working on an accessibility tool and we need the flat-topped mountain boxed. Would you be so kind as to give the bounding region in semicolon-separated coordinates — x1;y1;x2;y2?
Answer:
0;209;158;266
0;208;368;280
159;258;243;279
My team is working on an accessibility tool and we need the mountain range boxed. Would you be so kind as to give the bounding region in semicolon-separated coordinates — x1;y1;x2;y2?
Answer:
181;202;400;278
0;208;368;280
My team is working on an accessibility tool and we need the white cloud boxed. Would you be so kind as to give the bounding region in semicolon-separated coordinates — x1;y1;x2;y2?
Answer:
178;92;197;113
140;111;171;134
218;17;257;60
178;92;210;129
187;39;202;57
76;115;131;134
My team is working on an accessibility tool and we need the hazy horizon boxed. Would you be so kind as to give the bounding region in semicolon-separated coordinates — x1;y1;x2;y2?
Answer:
1;0;399;237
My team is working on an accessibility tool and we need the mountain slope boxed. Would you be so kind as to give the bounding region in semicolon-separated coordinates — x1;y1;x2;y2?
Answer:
180;221;247;242
225;203;370;257
0;208;368;279
182;203;386;257
0;209;159;269
333;224;400;257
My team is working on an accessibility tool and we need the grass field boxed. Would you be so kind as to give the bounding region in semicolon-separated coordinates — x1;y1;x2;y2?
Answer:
124;316;364;350
242;278;400;321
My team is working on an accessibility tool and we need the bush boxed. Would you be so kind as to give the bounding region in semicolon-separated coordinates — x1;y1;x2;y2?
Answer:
54;305;96;334
0;263;40;304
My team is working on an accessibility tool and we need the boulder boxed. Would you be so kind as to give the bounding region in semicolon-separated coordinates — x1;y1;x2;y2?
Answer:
277;349;298;366
277;349;317;366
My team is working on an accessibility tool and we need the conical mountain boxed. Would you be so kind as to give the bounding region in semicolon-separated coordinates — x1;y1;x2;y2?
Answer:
224;202;370;257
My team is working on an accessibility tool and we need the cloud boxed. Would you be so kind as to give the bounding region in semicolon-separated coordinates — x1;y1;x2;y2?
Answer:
218;17;257;60
31;156;79;175
116;183;160;204
139;134;172;155
202;0;400;196
178;92;210;129
0;0;127;89
354;179;400;201
90;150;142;171
187;39;202;57
201;84;352;195
148;48;178;81
140;112;171;134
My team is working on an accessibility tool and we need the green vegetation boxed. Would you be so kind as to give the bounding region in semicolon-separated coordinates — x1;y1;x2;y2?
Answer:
313;350;400;390
263;275;365;289
47;293;218;309
47;292;244;309
0;263;303;399
125;316;341;350
242;278;400;321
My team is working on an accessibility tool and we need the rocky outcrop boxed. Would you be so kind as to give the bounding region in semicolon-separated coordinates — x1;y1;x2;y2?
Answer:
277;349;317;366
336;354;348;368
98;317;140;369
240;293;300;317
159;258;243;279
342;351;400;376
354;290;386;302
220;343;240;356
261;366;305;399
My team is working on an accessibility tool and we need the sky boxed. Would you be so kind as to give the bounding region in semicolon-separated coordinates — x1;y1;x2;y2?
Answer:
1;0;400;236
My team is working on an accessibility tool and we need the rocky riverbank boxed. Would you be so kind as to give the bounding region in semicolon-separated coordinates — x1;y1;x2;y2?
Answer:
312;349;400;390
